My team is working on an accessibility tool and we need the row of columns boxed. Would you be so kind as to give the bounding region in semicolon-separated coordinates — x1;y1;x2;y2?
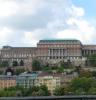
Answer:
49;49;82;57
48;49;66;57
83;50;96;56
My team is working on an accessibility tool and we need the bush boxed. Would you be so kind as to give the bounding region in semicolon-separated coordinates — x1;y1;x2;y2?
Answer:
32;59;41;71
15;68;25;75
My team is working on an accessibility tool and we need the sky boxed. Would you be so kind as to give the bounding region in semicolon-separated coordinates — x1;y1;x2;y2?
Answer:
0;0;96;47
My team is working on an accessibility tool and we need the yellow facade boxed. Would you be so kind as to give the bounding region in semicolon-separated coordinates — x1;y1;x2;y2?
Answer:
0;76;16;89
38;76;61;94
38;73;78;94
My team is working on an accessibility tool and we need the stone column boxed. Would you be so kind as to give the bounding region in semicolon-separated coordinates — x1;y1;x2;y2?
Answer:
59;49;60;58
52;49;53;59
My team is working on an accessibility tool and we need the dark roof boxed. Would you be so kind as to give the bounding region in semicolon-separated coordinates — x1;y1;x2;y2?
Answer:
38;72;63;77
39;39;81;44
0;75;16;80
83;45;96;50
5;67;14;75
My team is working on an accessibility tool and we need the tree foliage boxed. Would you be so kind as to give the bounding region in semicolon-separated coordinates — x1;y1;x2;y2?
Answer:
67;77;96;95
59;60;73;69
13;61;18;66
70;77;92;92
87;54;96;67
15;68;25;75
0;85;50;97
32;59;41;71
79;70;92;78
1;77;96;96
53;86;65;96
0;60;9;67
20;60;24;66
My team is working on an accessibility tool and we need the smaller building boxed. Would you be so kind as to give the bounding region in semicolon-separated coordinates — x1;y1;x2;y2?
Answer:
61;72;78;86
38;72;78;94
0;75;16;89
38;73;62;94
16;72;39;88
5;67;14;76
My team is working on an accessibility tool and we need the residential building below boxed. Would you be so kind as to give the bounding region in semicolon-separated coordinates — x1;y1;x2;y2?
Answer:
16;71;77;94
16;72;39;88
0;75;16;89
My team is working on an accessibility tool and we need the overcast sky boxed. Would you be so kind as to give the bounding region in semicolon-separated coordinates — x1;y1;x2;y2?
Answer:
0;0;96;47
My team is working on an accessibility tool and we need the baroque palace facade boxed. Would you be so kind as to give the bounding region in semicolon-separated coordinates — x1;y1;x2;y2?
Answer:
0;39;96;67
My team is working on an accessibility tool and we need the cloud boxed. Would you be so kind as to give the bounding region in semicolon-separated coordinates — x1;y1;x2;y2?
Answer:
0;0;44;18
0;0;17;17
67;5;85;17
67;18;95;33
57;17;95;44
0;27;13;45
22;31;38;46
56;29;92;44
0;0;72;31
0;0;95;47
22;1;96;46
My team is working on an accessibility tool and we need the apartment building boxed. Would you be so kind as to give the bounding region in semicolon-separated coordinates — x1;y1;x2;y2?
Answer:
38;73;61;94
38;72;78;94
0;75;16;89
16;72;39;88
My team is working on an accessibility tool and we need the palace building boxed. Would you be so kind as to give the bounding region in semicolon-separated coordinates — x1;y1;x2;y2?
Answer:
0;39;96;67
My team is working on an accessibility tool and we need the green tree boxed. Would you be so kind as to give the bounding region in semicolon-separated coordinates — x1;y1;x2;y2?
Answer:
79;70;92;78
20;60;24;66
0;90;5;97
1;60;9;67
87;54;96;67
0;70;3;75
15;68;25;75
0;89;17;97
40;85;50;96
38;89;46;96
75;88;85;95
30;85;50;96
13;61;18;66
42;66;53;73
57;66;64;73
32;91;39;96
59;61;67;68
27;86;40;96
16;91;22;97
21;88;31;96
59;60;73;69
32;59;41;71
92;71;96;77
70;77;93;94
0;60;2;67
53;86;65;96
75;65;81;75
88;87;96;95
